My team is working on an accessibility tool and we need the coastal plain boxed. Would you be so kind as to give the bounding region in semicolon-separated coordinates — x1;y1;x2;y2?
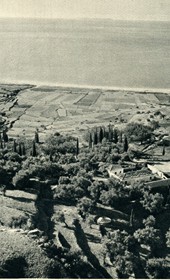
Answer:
1;84;170;141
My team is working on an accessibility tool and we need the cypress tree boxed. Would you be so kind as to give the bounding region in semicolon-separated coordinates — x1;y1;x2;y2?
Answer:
22;143;26;156
89;132;92;149
108;124;113;142
13;139;17;153
18;143;22;156
76;138;79;155
93;131;98;145
103;126;106;139
98;127;104;143
2;130;8;142
162;144;165;156
49;152;53;161
124;135;129;152
35;130;39;144
0;139;3;149
32;141;37;157
113;129;118;143
119;131;123;143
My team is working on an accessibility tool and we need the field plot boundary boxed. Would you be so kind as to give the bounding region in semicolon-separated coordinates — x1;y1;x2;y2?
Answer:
76;92;101;107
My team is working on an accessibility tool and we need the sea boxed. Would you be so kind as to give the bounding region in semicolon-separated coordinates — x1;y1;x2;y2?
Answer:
0;18;170;91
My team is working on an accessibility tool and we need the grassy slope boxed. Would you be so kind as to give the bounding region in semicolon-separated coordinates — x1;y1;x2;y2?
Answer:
53;204;118;278
0;190;37;215
0;230;61;278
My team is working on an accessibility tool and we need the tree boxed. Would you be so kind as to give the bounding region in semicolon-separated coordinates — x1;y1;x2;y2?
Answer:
100;179;127;208
102;126;106;139
0;166;11;185
125;122;153;144
76;138;79;156
146;258;169;279
22;157;64;182
77;197;95;219
42;133;77;155
108;124;113;142
2;130;8;143
93;131;98;145
143;215;156;228
0;139;3;149
98;127;104;143
102;230;127;259
53;184;85;204
13;169;30;189
134;226;162;255
140;192;164;214
88;132;92;149
61;249;89;278
54;212;68;227
119;131;123;143
35;130;39;144
88;180;105;203
32;141;37;157
115;251;134;278
102;230;135;277
58;176;71;185
73;177;91;197
13;140;17;153
18;143;22;156
99;225;107;237
162;144;165;156
3;151;22;164
113;129;118;144
100;188;119;207
22;143;26;156
124;136;128;152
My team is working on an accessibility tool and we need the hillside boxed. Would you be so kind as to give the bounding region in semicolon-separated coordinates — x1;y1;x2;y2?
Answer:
0;84;170;278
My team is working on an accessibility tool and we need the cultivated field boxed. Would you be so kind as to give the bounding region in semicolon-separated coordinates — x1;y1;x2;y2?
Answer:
1;84;169;141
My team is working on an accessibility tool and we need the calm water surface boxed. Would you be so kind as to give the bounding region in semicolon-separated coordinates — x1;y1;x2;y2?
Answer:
0;18;169;89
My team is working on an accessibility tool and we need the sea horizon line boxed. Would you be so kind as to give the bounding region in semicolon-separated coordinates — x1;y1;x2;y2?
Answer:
1;79;170;94
0;17;169;23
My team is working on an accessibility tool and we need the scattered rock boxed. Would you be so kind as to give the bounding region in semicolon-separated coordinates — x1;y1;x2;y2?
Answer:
28;228;42;236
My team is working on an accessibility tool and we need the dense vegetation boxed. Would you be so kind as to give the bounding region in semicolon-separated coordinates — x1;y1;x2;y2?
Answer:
0;122;170;278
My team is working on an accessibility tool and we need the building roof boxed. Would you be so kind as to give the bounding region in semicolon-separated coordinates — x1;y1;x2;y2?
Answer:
153;163;170;174
120;168;151;179
108;164;123;171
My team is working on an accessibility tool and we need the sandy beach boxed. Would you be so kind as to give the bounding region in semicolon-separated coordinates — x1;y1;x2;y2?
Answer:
1;79;170;94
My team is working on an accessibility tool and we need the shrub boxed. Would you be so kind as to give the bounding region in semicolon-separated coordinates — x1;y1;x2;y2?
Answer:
0;231;64;278
9;215;29;229
0;205;34;230
146;258;169;278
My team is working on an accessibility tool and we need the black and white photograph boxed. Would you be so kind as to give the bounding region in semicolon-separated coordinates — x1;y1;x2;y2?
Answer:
0;0;170;278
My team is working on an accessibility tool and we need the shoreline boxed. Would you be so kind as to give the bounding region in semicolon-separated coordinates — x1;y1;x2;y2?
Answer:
0;79;170;94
